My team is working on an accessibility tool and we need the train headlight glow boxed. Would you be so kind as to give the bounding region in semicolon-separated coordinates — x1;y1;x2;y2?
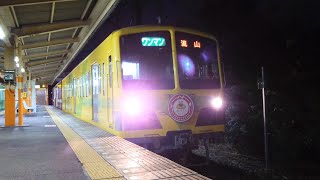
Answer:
211;97;223;109
123;97;142;115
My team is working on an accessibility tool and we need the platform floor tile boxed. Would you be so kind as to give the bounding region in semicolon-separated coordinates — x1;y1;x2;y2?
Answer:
46;107;123;180
46;106;212;180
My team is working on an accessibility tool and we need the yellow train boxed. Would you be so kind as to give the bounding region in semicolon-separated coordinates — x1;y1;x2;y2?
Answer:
53;25;225;151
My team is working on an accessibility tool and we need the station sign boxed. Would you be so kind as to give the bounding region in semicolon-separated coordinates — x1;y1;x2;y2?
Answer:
4;70;15;82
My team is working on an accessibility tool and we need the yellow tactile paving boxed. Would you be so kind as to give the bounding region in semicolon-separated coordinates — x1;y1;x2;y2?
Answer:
46;107;124;180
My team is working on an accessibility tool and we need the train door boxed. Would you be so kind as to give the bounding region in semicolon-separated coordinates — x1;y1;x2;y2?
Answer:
73;78;76;114
92;64;99;122
107;55;114;127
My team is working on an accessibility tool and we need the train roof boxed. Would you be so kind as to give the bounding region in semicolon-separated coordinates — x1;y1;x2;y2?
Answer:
112;25;218;41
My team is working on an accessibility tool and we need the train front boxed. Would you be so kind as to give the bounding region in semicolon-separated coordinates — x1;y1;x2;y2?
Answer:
118;27;225;151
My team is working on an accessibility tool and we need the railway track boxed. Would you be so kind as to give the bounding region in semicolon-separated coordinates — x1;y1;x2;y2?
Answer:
192;144;265;173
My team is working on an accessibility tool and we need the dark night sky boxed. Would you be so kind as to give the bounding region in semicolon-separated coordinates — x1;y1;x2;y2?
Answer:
61;0;320;92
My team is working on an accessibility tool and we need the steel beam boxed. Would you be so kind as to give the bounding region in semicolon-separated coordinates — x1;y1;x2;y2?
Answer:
32;70;57;77
0;0;76;7
10;6;19;27
12;20;90;38
27;57;64;66
28;62;62;68
38;76;54;81
33;73;54;78
50;2;55;23
32;71;56;76
34;74;55;79
30;68;57;76
30;64;59;71
22;38;79;50
29;61;61;69
23;50;69;61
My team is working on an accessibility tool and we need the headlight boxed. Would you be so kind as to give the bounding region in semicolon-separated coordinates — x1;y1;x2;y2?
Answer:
211;97;223;109
123;97;142;115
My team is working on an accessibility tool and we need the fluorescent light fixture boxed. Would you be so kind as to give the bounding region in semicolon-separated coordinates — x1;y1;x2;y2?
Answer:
0;26;5;40
14;56;19;62
35;85;40;89
21;67;25;73
16;63;19;68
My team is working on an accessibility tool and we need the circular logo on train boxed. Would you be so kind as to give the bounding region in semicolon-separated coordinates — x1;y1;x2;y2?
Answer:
168;94;194;122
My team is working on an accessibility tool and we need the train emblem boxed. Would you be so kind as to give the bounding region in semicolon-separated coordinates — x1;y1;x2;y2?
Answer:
168;94;194;122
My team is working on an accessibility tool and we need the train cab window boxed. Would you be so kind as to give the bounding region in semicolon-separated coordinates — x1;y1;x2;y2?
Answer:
120;31;174;90
175;32;221;89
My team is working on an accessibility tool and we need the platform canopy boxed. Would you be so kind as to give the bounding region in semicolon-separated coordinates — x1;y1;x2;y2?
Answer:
0;0;119;84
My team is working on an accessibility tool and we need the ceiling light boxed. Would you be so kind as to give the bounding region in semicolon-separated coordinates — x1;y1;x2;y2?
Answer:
14;56;19;62
0;26;5;40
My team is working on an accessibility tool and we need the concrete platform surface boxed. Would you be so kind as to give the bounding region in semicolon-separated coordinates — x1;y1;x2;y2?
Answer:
0;106;89;180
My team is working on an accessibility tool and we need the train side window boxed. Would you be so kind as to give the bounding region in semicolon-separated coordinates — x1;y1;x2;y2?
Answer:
78;78;81;97
98;64;101;94
84;74;87;97
102;63;105;96
92;64;101;95
69;83;71;98
77;78;79;97
73;78;76;97
86;72;90;96
109;56;112;88
81;77;84;97
82;75;85;97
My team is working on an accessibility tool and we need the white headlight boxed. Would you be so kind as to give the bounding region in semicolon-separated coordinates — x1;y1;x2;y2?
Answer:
124;97;141;115
211;97;223;109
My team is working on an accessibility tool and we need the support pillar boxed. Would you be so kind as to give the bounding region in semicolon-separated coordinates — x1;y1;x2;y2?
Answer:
27;70;32;107
4;46;16;127
5;84;16;126
31;79;37;112
16;37;24;125
22;71;27;114
17;75;23;126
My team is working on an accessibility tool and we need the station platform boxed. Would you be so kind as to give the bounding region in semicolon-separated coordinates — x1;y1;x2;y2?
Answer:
0;106;211;180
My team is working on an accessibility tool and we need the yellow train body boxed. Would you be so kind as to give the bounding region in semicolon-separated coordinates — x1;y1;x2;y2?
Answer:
55;26;225;148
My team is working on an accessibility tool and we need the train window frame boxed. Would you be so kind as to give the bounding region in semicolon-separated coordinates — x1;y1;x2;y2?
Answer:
119;31;174;90
175;31;221;89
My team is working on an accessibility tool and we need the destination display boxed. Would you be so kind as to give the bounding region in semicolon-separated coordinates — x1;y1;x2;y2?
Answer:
141;37;166;47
